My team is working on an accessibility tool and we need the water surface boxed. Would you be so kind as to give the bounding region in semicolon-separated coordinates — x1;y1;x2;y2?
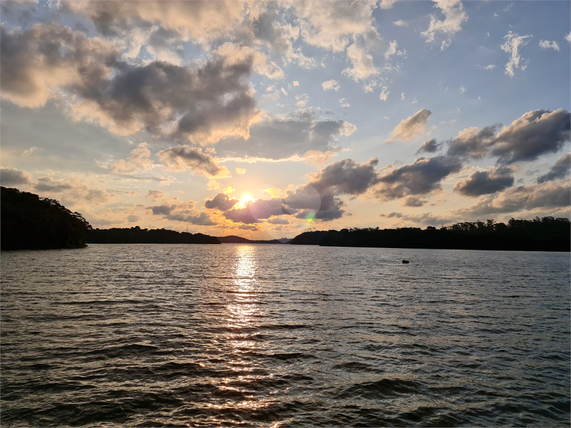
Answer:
2;244;569;426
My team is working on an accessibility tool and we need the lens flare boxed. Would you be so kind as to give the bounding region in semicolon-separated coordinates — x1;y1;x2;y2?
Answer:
305;211;316;226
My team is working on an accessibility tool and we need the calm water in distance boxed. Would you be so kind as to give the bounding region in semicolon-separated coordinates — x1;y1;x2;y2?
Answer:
1;244;570;427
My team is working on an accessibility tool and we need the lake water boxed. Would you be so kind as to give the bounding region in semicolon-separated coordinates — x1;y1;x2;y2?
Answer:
1;244;569;427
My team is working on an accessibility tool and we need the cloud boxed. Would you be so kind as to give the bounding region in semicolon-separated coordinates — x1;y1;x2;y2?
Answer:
379;86;390;101
417;138;441;154
308;157;380;195
149;202;215;225
444;109;570;164
322;79;340;91
501;32;532;77
146;190;167;199
376;155;462;200
456;181;571;216
421;0;468;49
215;111;355;162
0;167;34;186
34;177;73;192
403;196;427;207
283;157;381;221
343;43;378;81
291;0;379;52
380;211;454;227
110;143;153;174
2;24;260;143
386;109;432;142
393;20;408;27
453;167;514;197
380;0;399;9
384;40;406;59
157;146;229;177
213;42;284;79
1;23;117;108
235;167;247;174
475;64;496;71
539;40;560;51
446;125;499;159
490;109;570;164
537;153;571;183
205;193;239;211
63;0;256;43
224;198;285;224
566;32;571;44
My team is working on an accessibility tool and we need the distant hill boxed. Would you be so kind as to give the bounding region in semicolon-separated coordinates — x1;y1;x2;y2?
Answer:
290;218;570;252
1;186;90;250
88;227;220;244
217;235;284;244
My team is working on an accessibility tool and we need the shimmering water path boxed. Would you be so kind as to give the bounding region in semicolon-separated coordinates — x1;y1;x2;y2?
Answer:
2;244;569;426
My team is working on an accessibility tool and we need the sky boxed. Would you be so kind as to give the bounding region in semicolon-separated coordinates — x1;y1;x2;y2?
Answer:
1;0;570;239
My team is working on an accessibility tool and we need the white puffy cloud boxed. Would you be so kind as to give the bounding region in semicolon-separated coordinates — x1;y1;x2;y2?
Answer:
288;0;379;52
343;43;378;81
501;31;532;77
110;143;154;174
421;0;468;49
384;40;406;59
539;40;560;51
386;109;432;142
322;79;340;91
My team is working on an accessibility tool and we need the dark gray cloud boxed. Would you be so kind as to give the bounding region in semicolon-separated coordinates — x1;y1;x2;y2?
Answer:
376;155;462;200
538;153;571;183
221;157;378;224
453;167;514;197
1;23;259;143
281;157;380;221
456;181;571;216
445;110;570;164
0;166;34;186
416;138;440;154
446;125;498;159
149;203;215;225
157;146;228;177
403;196;426;207
223;198;285;224
34;177;74;192
491;109;570;164
205;193;239;211
1;23;117;108
216;111;355;161
309;157;379;195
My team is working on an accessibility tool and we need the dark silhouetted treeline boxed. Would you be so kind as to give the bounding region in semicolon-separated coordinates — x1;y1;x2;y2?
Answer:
218;235;283;244
1;186;90;250
88;226;220;244
290;218;570;252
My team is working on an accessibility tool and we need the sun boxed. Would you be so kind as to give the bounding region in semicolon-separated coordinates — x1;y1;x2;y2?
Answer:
236;194;256;208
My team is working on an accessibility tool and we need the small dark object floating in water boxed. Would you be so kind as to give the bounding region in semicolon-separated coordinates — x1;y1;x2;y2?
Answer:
402;259;409;264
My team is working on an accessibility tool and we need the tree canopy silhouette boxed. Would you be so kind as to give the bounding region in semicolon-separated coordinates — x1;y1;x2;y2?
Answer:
1;186;90;250
290;217;570;252
87;227;220;244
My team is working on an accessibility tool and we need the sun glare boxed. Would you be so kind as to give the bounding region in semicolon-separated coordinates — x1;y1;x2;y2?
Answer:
236;194;256;208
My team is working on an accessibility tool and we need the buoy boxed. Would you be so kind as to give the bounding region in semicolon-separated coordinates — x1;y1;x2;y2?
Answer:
402;259;409;264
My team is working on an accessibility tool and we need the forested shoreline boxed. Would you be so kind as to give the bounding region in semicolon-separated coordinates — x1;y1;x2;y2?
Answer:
2;186;569;252
1;187;90;250
87;227;220;244
291;217;570;252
